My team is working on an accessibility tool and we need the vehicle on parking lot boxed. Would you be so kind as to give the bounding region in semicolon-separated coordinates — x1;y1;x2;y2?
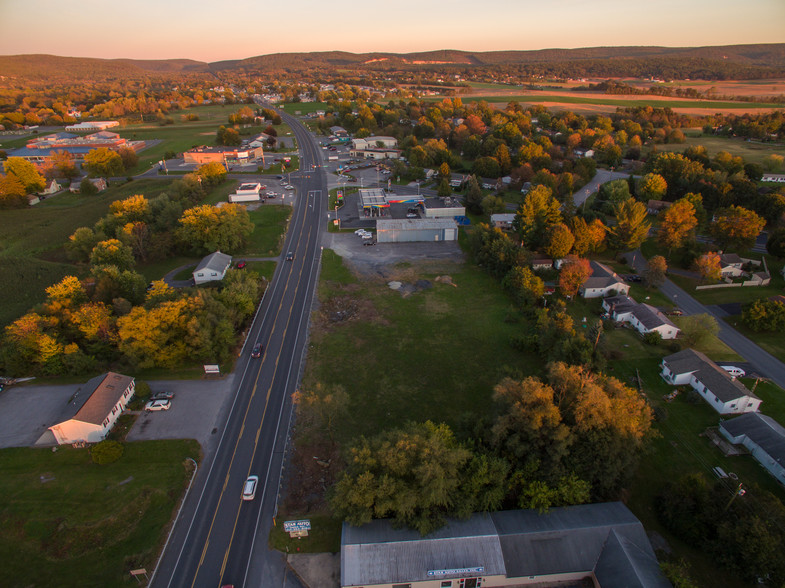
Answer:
251;343;264;358
266;191;276;198
286;252;294;261
406;213;418;218
145;399;171;411
666;308;683;316
720;366;746;378
363;240;376;246
242;475;259;500
361;233;373;240
285;185;294;190
354;229;368;235
236;261;247;269
151;391;175;400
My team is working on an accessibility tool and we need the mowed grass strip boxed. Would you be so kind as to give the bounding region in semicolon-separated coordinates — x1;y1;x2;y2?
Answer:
0;440;200;588
245;205;291;257
303;251;541;444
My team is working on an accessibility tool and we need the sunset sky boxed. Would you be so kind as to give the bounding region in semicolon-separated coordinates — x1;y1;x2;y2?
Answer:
1;0;784;62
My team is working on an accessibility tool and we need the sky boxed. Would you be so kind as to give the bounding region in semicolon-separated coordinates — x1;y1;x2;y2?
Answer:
1;0;784;62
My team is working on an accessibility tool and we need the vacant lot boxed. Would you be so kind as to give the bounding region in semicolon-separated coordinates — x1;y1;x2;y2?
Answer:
0;440;200;587
652;133;785;166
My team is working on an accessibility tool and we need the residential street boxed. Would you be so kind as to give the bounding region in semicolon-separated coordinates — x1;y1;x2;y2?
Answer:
627;251;785;391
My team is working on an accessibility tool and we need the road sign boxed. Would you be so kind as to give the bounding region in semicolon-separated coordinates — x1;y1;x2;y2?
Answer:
283;519;311;532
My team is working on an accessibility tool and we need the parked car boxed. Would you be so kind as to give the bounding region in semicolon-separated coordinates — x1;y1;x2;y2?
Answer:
251;343;264;358
354;229;368;235
363;240;376;246
720;366;746;378
266;191;276;198
666;308;683;316
145;399;171;412
285;185;295;190
236;261;247;269
242;475;259;500
151;391;175;401
406;213;418;218
625;274;642;283
361;233;373;240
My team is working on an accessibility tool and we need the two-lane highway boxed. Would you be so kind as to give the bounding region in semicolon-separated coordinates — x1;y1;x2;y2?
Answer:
153;107;327;588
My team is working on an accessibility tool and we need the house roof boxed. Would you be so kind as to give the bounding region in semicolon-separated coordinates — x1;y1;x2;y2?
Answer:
633;303;677;330
341;503;668;588
195;251;232;274
583;261;626;290
490;213;516;223
663;348;757;402
603;294;637;316
719;253;743;266
376;218;457;231
58;372;134;425
721;412;785;467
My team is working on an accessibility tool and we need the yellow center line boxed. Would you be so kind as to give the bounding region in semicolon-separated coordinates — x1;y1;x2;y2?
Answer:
204;168;319;586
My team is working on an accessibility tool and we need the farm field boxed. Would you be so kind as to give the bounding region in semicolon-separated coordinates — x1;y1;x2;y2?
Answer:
0;440;200;588
651;133;785;166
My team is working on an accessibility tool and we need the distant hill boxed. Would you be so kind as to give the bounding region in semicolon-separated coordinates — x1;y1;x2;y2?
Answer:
2;44;784;82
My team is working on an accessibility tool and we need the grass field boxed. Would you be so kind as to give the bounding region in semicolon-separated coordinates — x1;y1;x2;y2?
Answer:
245;205;291;256
0;440;200;588
651;133;785;166
668;271;785;306
425;93;785;110
280;102;329;116
721;317;785;364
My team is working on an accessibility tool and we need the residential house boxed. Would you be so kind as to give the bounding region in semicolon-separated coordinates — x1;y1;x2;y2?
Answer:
661;348;761;414
531;257;554;271
747;272;771;286
490;213;516;230
69;177;108;193
579;261;630;298
646;200;672;215
603;295;680;339
193;251;232;285
341;502;669;588
40;179;63;196
719;253;744;278
573;148;595;158
761;173;785;183
720;412;785;486
48;372;135;445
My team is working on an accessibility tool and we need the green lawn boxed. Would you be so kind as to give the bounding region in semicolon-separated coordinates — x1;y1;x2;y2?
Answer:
244;205;291;256
615;358;784;587
268;513;342;554
280;102;329;116
0;440;200;587
722;317;785;364
651;134;785;166
303;250;541;444
424;94;785;110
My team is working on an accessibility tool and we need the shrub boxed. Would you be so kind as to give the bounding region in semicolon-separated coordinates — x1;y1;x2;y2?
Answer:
135;380;151;399
91;440;124;465
643;331;662;346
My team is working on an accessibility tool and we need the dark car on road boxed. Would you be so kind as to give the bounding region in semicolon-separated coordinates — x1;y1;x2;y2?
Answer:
286;252;294;261
251;343;264;358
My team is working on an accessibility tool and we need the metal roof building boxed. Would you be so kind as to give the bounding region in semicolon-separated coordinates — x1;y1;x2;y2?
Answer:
376;218;458;243
341;502;670;588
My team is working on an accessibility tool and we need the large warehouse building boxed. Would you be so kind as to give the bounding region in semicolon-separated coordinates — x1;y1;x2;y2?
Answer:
341;502;669;588
376;218;458;243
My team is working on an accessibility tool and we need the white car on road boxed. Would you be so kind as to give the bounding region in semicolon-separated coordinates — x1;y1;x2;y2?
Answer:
242;475;259;500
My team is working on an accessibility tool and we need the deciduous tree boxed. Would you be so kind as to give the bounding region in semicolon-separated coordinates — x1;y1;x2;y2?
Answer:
693;252;722;282
679;313;719;347
710;205;766;252
177;203;253;255
543;223;575;259
644;255;667;288
89;239;135;271
558;255;592;298
3;157;46;193
503;266;544;306
514;185;562;249
742;298;785;332
658;198;697;253
84;147;124;177
609;198;651;252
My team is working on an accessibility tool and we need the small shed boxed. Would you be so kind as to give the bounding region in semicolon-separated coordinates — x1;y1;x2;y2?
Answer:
193;251;232;285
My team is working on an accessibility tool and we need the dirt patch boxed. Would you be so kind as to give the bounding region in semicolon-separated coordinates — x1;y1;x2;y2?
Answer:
315;291;387;330
279;437;341;515
288;553;340;588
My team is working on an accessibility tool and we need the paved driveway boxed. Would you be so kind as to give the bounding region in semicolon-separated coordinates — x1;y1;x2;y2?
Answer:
127;376;237;453
0;383;81;448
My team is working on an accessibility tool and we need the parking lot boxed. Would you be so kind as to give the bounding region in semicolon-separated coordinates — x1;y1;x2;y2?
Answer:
0;375;237;451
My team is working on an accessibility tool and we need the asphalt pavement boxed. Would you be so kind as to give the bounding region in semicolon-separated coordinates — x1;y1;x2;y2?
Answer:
152;105;324;588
